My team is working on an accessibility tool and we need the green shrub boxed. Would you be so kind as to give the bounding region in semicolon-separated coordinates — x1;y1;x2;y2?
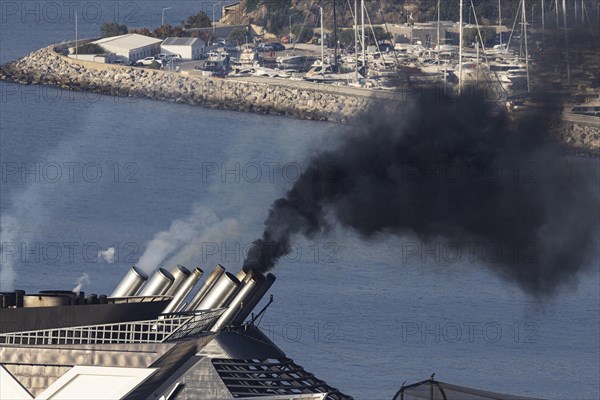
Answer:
100;22;128;38
74;43;105;54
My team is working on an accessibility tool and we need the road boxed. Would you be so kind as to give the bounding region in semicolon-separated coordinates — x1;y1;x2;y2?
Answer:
562;112;600;127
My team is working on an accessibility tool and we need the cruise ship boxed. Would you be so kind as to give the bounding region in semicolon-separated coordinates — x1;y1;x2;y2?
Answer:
0;265;352;400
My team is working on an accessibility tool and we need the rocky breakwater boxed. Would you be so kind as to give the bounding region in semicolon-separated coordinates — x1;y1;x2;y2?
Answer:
557;122;600;156
0;46;378;123
0;46;596;153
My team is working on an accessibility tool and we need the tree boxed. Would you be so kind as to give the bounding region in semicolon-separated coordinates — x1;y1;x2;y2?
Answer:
338;29;355;48
370;27;392;44
100;22;128;38
291;25;314;43
74;43;105;54
463;27;496;48
228;27;250;45
197;31;215;45
184;11;212;29
129;28;154;37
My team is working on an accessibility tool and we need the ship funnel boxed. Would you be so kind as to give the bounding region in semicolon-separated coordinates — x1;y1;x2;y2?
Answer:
185;264;225;311
235;265;250;281
194;272;240;311
165;265;191;296
110;266;148;297
211;269;265;331
139;268;175;296
162;267;203;314
231;273;276;326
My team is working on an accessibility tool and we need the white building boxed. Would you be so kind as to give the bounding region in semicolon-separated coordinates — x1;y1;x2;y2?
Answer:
92;33;162;64
161;37;206;60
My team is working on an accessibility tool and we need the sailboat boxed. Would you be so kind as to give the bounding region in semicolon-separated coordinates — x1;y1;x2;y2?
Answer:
303;6;360;84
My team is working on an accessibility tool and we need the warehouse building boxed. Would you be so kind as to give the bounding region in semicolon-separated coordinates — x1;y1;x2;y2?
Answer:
92;33;162;64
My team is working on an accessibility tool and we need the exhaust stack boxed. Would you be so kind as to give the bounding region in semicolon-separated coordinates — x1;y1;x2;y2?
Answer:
185;264;225;311
235;266;250;281
211;269;265;331
139;268;175;296
162;267;204;314
165;265;191;296
110;266;148;297
193;272;240;311
231;273;276;326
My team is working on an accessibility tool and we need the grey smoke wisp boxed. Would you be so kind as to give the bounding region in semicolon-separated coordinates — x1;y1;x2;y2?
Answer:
243;86;598;296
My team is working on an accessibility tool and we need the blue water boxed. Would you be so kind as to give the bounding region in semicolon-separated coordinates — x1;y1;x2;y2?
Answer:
1;2;599;399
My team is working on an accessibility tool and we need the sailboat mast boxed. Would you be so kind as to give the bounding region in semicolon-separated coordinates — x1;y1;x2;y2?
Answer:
437;0;440;75
521;0;530;93
459;0;463;95
354;0;358;80
562;0;570;86
437;0;441;53
75;11;78;60
437;0;445;87
320;6;324;75
333;0;338;71
498;0;502;47
361;0;366;77
542;0;545;30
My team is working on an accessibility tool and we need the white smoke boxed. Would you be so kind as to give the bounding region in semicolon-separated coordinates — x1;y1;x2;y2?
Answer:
72;272;90;294
98;247;116;263
0;215;20;291
137;205;240;273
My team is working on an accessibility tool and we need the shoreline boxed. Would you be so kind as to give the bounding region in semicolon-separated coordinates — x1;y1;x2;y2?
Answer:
0;44;598;155
0;45;385;124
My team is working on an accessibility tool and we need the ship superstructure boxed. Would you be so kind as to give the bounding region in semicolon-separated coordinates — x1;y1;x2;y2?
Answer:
0;265;351;400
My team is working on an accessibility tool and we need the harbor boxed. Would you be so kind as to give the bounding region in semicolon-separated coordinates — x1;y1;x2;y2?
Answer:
0;2;599;399
1;0;598;152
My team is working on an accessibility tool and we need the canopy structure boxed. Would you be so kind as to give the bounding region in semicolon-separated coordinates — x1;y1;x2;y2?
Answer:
394;377;544;400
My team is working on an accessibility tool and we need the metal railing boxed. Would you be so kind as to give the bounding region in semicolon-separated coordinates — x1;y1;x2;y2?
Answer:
0;309;225;346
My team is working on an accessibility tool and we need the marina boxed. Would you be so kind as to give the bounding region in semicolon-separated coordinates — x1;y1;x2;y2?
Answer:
0;1;599;399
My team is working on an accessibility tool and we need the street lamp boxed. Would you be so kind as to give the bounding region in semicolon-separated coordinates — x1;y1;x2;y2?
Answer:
161;7;171;26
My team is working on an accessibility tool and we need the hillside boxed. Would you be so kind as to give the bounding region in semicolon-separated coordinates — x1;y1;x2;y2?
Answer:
231;0;526;34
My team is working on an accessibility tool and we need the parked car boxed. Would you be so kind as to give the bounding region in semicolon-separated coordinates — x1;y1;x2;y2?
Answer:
256;43;274;52
378;43;394;52
269;42;286;51
156;53;168;60
136;56;160;66
165;54;182;62
113;60;125;65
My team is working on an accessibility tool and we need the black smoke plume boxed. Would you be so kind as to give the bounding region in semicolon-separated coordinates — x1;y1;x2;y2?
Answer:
244;26;599;297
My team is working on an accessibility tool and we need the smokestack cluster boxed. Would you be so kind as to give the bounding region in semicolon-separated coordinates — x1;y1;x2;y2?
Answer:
243;86;598;296
110;264;276;330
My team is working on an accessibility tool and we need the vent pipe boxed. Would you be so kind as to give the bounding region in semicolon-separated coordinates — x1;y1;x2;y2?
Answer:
235;265;250;281
185;264;225;311
211;269;265;331
165;265;191;296
139;268;175;296
162;267;204;314
110;266;148;297
193;272;240;311
231;273;276;325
